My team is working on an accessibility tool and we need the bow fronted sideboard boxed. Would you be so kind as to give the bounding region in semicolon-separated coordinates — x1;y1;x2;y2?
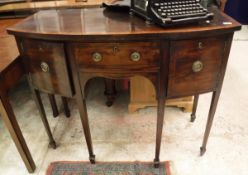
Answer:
7;7;241;169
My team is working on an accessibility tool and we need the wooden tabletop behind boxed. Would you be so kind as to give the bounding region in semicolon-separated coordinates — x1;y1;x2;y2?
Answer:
0;19;21;73
0;0;107;13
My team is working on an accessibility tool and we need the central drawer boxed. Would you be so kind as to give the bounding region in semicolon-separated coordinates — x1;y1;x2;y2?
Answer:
72;42;160;70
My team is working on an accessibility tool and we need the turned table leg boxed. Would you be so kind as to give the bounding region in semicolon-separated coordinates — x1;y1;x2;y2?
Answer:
200;90;221;155
190;95;199;122
104;79;116;107
154;98;166;168
48;94;59;118
0;95;36;173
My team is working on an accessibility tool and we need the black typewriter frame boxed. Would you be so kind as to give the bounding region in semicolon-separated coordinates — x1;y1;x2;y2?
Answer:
130;0;214;27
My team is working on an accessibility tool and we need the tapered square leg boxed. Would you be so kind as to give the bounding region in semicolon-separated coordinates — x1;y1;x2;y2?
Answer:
78;98;95;163
153;158;160;168
28;78;56;149
34;90;56;149
201;90;221;156
190;95;199;122
0;96;36;173
154;98;166;168
66;47;96;163
200;146;206;156
89;154;96;164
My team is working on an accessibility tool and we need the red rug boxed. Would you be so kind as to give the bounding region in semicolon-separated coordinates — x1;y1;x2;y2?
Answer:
46;161;172;175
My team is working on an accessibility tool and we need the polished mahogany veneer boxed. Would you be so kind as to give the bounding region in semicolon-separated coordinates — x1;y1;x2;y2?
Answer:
20;39;73;97
7;8;240;40
168;37;225;98
7;7;241;168
73;42;160;69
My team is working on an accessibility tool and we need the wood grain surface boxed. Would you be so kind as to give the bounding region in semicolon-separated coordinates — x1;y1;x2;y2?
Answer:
7;8;240;41
19;39;73;97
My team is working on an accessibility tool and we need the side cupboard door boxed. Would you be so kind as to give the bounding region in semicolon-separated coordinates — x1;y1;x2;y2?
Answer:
19;39;73;97
167;37;226;98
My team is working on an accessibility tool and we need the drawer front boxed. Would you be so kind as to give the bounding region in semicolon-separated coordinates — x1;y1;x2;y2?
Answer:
21;39;73;97
167;37;225;98
73;42;160;70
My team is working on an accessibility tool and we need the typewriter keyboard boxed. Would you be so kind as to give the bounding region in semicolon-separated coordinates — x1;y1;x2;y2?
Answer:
152;0;208;19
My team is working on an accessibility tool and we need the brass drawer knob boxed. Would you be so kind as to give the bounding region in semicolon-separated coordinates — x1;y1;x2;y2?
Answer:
192;60;203;73
92;52;102;62
40;62;49;73
130;52;141;62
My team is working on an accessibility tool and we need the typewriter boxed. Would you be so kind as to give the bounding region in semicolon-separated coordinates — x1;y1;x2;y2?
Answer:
130;0;214;26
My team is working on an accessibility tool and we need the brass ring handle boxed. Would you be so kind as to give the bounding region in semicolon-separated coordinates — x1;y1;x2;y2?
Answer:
130;52;141;62
192;60;203;73
40;62;49;73
92;52;102;62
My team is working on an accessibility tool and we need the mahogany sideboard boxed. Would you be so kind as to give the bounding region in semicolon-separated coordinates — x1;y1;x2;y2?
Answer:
7;7;241;169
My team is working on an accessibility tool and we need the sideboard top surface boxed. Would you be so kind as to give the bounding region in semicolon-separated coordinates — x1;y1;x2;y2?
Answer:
7;7;241;41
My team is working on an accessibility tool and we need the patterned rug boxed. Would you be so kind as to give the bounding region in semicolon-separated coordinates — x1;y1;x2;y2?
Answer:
46;161;172;175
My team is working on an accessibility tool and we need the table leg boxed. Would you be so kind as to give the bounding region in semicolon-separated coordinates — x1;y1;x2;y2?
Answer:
67;49;95;163
48;94;59;118
104;79;116;107
32;89;56;149
61;97;70;118
27;77;56;149
190;95;199;122
77;97;95;163
200;90;221;156
154;98;166;168
0;96;36;173
73;77;95;162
